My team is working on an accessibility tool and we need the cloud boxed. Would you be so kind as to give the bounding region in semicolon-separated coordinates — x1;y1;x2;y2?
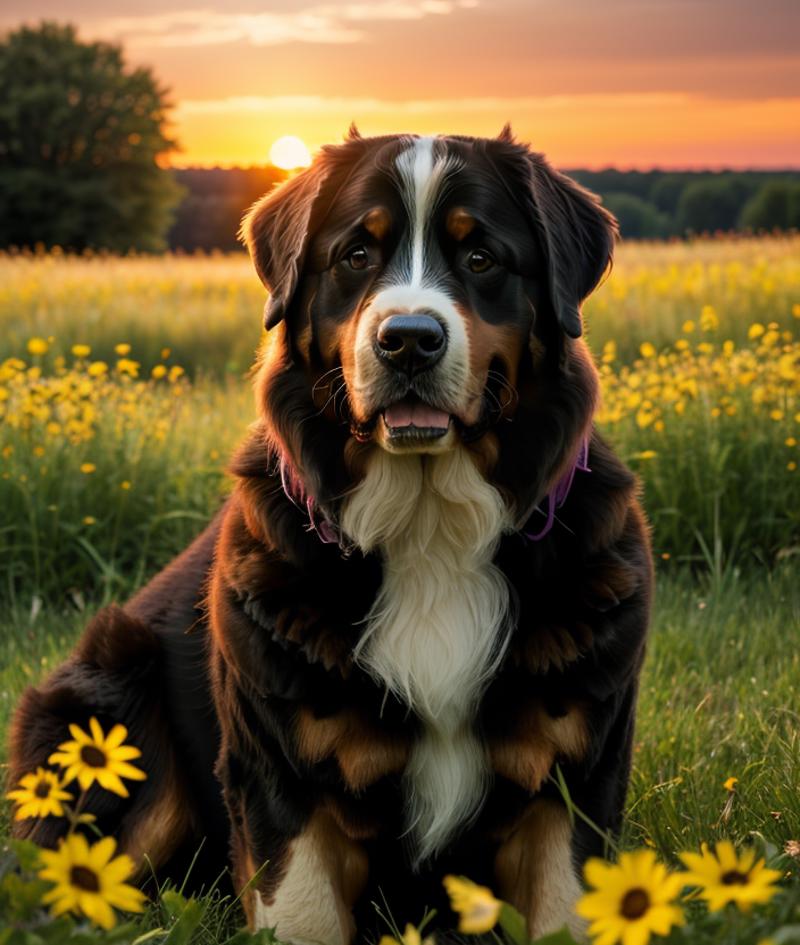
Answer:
176;91;691;116
85;1;478;48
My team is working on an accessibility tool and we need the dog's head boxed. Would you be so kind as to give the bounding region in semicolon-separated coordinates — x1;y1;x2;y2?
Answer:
240;129;616;524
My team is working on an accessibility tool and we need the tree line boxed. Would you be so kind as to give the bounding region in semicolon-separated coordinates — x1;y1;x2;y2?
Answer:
568;169;800;239
167;167;800;250
2;23;798;254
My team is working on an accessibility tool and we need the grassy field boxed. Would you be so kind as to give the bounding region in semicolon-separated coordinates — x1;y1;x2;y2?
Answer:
1;237;799;942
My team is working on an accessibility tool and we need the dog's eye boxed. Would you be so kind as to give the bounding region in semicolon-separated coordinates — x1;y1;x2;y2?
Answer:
466;249;495;274
346;246;370;271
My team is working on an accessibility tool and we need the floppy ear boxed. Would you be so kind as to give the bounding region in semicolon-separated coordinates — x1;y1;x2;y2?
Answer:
527;153;618;338
239;157;332;330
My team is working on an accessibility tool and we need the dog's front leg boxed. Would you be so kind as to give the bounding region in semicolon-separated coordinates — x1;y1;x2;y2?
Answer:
494;798;585;941
217;732;368;945
251;810;367;945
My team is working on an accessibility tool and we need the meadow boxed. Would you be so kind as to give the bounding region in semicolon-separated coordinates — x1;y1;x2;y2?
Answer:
0;236;799;943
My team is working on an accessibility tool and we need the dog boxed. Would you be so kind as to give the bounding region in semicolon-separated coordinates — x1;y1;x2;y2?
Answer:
9;128;652;943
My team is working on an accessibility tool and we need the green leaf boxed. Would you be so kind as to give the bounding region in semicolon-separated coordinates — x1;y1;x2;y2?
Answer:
8;839;43;872
499;902;529;945
159;890;189;922
530;928;581;945
161;896;206;945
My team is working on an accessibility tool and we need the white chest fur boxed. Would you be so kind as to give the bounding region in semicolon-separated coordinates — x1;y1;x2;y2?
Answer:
341;447;512;863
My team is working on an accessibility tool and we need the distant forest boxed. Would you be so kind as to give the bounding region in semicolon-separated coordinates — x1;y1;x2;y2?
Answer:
167;167;800;251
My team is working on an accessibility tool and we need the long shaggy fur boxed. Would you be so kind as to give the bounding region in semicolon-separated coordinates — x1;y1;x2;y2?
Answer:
342;447;512;859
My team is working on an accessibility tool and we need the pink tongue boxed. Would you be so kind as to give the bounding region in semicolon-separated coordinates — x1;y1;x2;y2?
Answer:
385;402;450;429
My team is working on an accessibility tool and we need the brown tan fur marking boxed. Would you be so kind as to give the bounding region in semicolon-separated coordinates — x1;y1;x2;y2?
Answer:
490;701;588;792
121;771;193;878
295;706;410;791
363;206;391;241
446;206;476;242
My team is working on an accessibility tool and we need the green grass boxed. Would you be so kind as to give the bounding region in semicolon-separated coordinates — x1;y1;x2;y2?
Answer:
628;564;800;857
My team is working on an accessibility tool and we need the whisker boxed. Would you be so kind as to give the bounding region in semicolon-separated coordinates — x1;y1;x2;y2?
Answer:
311;367;344;403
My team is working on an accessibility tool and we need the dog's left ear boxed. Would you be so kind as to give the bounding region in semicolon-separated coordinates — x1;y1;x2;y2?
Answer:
527;153;618;338
239;151;339;330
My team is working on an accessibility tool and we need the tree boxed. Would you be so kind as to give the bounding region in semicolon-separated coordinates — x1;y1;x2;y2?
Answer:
602;193;669;239
649;174;690;216
0;22;183;251
739;181;800;231
675;177;754;234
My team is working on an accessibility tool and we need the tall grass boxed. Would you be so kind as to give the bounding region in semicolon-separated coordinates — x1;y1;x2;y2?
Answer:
2;235;799;374
0;249;264;378
0;351;252;605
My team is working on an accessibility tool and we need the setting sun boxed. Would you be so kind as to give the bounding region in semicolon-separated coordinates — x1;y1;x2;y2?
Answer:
269;135;312;170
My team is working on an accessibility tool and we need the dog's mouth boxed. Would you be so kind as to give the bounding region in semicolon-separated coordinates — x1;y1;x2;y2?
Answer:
382;397;452;444
350;393;452;445
349;386;504;447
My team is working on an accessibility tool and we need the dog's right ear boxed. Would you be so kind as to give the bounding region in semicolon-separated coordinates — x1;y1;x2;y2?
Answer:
239;154;334;330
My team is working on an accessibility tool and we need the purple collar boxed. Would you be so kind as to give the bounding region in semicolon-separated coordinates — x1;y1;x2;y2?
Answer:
277;437;591;548
279;455;340;545
523;437;591;541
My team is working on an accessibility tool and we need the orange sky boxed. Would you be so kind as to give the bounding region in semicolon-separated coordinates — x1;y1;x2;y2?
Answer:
4;1;800;168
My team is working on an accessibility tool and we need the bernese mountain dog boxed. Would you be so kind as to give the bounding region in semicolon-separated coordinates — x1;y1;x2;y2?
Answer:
9;128;652;943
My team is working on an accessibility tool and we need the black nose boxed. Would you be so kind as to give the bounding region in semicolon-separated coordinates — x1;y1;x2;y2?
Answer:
375;314;447;375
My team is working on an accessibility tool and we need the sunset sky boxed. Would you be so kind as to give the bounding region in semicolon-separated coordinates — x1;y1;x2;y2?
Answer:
3;0;799;169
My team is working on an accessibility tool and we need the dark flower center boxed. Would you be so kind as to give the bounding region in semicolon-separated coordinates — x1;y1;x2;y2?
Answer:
721;870;749;885
34;780;51;798
70;865;100;892
80;745;107;768
620;888;650;919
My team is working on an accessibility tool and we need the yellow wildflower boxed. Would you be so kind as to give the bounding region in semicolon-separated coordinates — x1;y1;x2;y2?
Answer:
39;833;146;929
378;924;434;945
87;361;108;377
114;343;131;356
6;767;72;820
151;364;167;379
80;463;96;474
723;777;738;791
71;344;91;358
700;305;719;331
116;358;140;377
682;320;695;334
48;718;146;798
27;337;49;355
443;875;502;934
120;480;131;490
748;323;765;340
83;516;96;525
577;850;684;945
640;342;656;359
678;841;781;912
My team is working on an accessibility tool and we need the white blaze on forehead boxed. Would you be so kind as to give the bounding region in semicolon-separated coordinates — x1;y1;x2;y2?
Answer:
394;136;461;287
351;137;473;424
